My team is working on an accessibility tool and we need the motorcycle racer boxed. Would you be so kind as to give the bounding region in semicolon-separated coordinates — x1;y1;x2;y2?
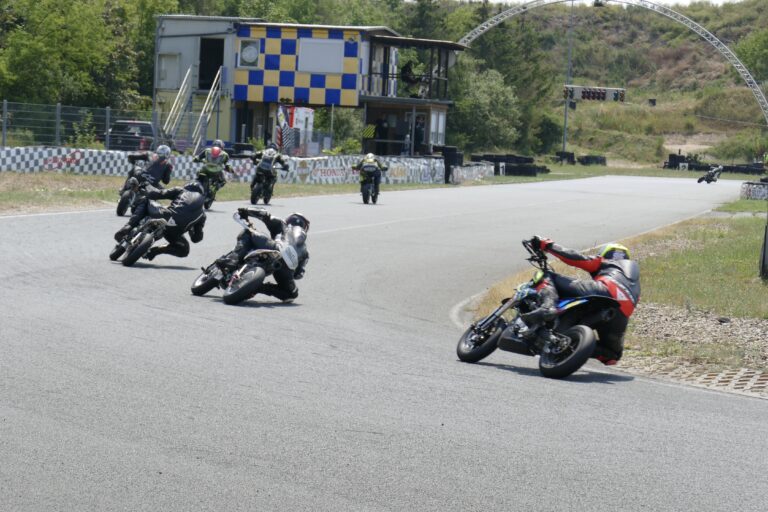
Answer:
520;236;641;365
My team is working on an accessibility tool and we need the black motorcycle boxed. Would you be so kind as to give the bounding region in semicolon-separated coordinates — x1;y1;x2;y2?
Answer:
359;164;388;204
191;213;304;305
697;165;723;184
116;158;148;216
109;216;168;267
250;154;288;205
197;163;228;210
456;239;621;379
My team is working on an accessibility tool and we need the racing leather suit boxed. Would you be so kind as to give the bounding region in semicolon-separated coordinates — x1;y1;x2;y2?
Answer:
529;240;641;361
115;184;206;258
217;208;309;301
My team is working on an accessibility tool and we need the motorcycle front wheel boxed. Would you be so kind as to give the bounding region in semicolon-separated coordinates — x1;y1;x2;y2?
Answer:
191;266;222;296
122;233;153;267
361;184;371;204
456;319;504;363
222;266;266;305
250;184;262;204
116;190;132;216
538;325;596;379
109;243;126;261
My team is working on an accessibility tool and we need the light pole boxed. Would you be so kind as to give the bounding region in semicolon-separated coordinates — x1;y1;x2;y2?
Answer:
562;0;575;155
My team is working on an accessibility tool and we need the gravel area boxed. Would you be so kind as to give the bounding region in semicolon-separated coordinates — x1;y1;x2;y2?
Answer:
627;302;768;369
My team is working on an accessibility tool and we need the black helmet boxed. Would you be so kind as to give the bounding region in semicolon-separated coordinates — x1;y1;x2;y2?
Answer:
267;142;278;151
183;180;205;194
212;139;224;148
285;212;310;232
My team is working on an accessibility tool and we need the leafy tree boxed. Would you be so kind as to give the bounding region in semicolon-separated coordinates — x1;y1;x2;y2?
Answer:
447;56;519;152
735;28;768;83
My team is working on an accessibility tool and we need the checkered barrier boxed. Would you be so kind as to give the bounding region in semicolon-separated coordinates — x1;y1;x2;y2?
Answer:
741;181;768;201
452;163;494;183
0;146;447;185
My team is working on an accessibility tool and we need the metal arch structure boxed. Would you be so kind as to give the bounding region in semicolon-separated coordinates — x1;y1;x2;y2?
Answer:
459;0;768;126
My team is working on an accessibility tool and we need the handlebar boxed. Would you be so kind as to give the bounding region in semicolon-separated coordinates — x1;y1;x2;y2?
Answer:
522;239;550;271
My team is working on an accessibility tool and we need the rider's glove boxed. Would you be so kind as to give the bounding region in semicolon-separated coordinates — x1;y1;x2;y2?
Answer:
237;207;250;219
530;235;553;251
294;268;305;280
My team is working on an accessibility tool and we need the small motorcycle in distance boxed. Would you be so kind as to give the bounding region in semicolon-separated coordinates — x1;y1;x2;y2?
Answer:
196;163;228;210
359;164;388;204
250;151;288;205
697;165;723;184
116;156;148;216
456;239;622;379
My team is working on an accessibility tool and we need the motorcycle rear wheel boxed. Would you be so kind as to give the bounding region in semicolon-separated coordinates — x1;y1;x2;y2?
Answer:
191;267;221;296
456;319;504;363
116;190;132;216
223;267;266;305
538;325;596;379
122;234;153;267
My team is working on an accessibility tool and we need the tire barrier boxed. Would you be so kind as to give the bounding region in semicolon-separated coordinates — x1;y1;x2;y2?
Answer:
740;181;768;201
0;146;447;185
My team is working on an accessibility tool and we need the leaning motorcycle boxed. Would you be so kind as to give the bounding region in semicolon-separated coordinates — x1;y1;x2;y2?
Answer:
697;165;723;184
109;215;168;267
359;164;388;204
191;212;303;305
456;239;620;379
116;158;148;216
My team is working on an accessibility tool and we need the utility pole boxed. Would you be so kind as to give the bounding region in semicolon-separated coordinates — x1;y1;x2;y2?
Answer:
562;0;575;154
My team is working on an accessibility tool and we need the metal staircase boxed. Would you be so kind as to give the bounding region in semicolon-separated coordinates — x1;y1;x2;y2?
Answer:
191;66;222;155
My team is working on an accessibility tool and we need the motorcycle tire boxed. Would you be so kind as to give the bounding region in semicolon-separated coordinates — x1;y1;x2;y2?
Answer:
109;244;126;261
456;319;504;363
116;190;132;216
191;267;221;296
121;233;154;267
697;176;705;184
250;184;262;205
204;196;214;210
538;325;596;379
222;267;266;305
372;193;378;205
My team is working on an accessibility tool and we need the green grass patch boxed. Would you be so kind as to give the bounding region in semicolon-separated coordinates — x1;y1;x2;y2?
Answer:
715;198;768;214
633;217;768;319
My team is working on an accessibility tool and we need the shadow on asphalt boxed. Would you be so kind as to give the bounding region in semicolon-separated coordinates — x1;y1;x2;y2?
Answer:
125;262;197;271
473;361;634;384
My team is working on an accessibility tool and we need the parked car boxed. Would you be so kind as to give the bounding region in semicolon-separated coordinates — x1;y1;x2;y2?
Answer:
105;120;157;151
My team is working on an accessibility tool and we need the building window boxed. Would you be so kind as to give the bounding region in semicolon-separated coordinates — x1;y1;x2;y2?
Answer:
431;111;446;145
297;39;344;74
239;39;260;68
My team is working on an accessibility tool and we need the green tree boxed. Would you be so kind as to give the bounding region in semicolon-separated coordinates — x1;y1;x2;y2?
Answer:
447;56;520;152
735;28;768;82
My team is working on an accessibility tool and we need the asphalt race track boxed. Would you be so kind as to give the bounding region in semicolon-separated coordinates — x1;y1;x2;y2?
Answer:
2;176;766;511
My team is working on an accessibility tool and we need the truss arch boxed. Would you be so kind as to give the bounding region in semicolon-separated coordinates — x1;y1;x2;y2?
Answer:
459;0;768;126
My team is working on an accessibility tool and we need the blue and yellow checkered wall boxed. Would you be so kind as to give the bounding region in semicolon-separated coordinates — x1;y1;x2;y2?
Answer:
233;26;361;107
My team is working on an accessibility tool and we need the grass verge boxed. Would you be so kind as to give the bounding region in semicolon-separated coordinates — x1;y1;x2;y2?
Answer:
2;165;761;215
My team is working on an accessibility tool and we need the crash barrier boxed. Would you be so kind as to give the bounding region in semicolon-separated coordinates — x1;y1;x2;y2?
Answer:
468;153;549;176
0;146;447;185
664;154;766;174
577;155;606;166
740;181;768;201
450;162;495;183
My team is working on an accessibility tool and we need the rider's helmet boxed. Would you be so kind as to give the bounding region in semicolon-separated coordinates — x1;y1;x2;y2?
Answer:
264;147;278;159
183;180;205;194
364;153;375;162
285;212;310;232
267;142;278;151
598;243;630;260
155;144;171;160
212;139;224;148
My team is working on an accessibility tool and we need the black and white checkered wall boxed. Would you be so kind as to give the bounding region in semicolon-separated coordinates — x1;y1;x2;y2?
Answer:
0;147;479;185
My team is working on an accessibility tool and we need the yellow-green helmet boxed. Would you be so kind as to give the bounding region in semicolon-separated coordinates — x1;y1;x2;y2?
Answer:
598;243;630;260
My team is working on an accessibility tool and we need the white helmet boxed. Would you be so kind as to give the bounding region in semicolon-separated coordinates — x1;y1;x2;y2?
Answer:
365;153;375;160
156;145;171;159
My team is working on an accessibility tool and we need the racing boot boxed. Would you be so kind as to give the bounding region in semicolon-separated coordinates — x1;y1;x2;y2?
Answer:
114;223;133;242
260;282;299;303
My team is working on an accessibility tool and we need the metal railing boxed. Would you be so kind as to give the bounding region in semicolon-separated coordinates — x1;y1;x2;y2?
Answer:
0;99;224;154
